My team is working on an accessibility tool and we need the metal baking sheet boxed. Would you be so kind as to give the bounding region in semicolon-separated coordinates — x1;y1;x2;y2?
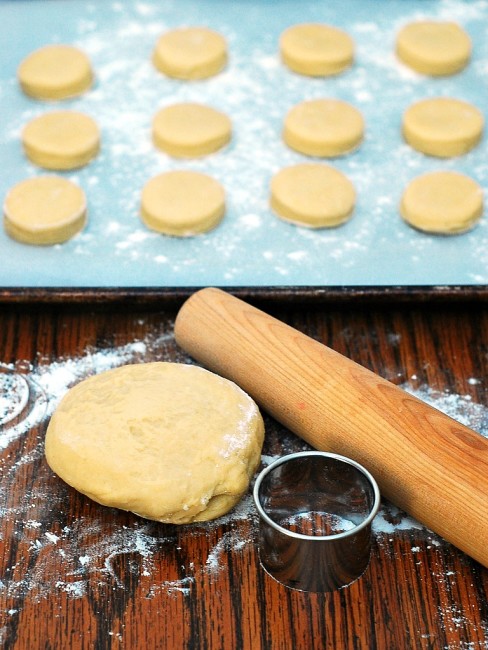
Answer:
1;0;487;289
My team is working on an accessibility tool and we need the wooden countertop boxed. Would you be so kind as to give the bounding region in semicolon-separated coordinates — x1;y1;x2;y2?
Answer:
1;295;487;649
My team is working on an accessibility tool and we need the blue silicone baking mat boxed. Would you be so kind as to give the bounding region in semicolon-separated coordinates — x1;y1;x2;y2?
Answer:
1;0;487;288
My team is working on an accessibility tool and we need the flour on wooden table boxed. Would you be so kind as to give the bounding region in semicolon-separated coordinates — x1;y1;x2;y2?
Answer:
1;329;487;613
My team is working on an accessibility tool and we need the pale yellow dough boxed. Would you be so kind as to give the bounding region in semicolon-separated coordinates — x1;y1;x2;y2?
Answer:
280;23;354;76
152;27;227;79
400;171;483;234
153;103;232;158
22;111;100;170
403;97;483;158
270;163;356;228
396;21;471;76
3;176;87;245
141;171;225;236
45;362;265;524
18;45;93;100
284;98;364;157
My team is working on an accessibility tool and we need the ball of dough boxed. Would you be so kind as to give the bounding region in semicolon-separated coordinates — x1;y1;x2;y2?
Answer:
22;111;100;170
400;171;483;234
402;97;483;158
280;23;354;76
270;163;356;228
283;98;365;157
45;362;265;524
152;27;227;80
3;176;87;245
396;21;471;76
140;170;225;236
18;44;93;100
153;103;232;158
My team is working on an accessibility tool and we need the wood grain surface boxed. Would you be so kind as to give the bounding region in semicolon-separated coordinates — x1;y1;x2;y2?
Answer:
1;298;488;649
174;288;488;568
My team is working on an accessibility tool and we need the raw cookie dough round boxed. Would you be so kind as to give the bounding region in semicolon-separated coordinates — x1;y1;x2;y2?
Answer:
152;103;232;157
400;171;483;234
402;97;484;158
3;176;87;245
395;21;471;76
18;44;93;100
270;163;356;228
22;111;100;170
152;27;227;79
284;98;364;157
45;362;265;524
280;23;354;76
141;170;225;236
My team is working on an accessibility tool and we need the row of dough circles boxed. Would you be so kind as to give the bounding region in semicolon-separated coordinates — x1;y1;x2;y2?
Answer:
17;20;474;94
4;20;484;244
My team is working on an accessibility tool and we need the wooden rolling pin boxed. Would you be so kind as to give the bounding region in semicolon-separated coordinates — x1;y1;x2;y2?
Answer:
175;287;488;568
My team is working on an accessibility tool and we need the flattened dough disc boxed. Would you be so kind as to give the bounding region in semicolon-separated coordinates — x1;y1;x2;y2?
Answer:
284;98;364;157
280;23;354;76
270;163;356;228
141;170;225;236
396;21;471;76
22;111;101;170
400;171;483;234
152;27;227;79
45;362;265;524
152;103;232;157
18;45;93;100
3;176;87;245
402;97;483;158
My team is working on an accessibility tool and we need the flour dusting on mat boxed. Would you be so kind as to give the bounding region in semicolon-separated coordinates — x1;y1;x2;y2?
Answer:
1;0;488;287
1;330;487;608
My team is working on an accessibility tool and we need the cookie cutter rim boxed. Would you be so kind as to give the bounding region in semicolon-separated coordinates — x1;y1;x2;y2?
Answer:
253;451;381;541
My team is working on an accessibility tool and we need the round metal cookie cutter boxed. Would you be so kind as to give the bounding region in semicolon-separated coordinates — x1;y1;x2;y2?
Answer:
253;451;381;592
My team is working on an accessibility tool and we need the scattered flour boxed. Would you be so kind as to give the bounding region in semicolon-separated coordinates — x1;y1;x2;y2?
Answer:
1;0;488;286
1;328;487;612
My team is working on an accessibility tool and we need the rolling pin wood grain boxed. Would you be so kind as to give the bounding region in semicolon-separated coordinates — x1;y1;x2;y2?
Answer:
175;287;488;568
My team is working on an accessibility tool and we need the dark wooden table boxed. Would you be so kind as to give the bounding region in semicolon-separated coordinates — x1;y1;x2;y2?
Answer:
1;294;488;649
